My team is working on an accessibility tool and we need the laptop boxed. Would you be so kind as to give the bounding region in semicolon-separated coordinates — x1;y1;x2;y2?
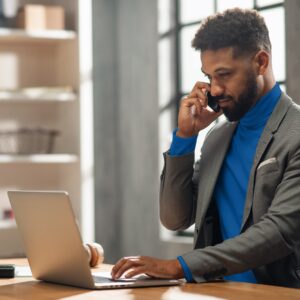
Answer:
8;190;181;289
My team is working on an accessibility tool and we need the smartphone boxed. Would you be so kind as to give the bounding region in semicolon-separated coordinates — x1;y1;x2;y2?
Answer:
206;91;223;112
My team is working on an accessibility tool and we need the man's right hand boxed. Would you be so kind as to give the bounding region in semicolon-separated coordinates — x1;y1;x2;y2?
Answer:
177;81;222;138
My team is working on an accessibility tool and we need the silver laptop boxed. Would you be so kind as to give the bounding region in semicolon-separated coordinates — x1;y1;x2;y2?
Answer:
8;190;181;289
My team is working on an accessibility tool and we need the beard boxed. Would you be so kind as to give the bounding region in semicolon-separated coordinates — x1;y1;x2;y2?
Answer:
222;71;259;122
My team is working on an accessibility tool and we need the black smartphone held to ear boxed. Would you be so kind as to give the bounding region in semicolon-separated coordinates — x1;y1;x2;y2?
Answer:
206;91;223;113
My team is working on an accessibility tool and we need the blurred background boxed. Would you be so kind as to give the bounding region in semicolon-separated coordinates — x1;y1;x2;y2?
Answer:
0;0;298;264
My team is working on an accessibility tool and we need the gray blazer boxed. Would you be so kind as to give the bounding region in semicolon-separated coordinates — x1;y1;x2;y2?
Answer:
160;93;300;288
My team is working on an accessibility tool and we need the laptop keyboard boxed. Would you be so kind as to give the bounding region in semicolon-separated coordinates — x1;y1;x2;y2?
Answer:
92;274;181;288
93;276;115;283
92;275;140;288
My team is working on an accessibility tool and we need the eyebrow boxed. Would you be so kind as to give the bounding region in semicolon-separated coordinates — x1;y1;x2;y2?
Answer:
201;67;232;75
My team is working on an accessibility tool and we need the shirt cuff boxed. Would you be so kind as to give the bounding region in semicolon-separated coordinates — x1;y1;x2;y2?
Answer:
169;128;198;156
177;256;193;282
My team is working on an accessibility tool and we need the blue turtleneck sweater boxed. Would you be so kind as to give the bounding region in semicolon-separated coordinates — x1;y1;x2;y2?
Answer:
170;83;282;283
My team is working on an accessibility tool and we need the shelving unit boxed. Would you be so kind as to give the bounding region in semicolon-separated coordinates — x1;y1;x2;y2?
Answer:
0;219;16;229
0;154;78;164
0;0;94;257
0;28;76;42
0;91;77;102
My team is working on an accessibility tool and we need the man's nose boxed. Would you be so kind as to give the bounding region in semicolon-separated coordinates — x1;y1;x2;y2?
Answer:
210;83;224;97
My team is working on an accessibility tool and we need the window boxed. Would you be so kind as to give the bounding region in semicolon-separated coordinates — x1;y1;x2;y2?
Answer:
158;0;285;239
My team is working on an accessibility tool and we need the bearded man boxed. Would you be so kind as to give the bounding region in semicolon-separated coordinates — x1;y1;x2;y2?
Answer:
112;8;300;288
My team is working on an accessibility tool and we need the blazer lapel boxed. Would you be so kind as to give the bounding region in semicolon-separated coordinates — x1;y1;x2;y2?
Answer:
241;93;293;231
195;121;237;230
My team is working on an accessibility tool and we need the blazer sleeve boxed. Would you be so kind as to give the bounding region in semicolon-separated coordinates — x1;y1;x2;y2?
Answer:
159;151;200;231
181;147;300;282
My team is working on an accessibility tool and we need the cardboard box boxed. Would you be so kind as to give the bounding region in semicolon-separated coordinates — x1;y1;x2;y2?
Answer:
17;5;65;30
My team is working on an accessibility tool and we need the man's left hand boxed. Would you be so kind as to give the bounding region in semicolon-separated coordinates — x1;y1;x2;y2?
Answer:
111;256;184;280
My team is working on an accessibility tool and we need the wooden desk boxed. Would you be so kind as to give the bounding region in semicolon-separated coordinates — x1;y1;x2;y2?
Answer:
1;258;300;300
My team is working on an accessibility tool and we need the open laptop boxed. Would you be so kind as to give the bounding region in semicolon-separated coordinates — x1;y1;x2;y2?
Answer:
8;190;181;289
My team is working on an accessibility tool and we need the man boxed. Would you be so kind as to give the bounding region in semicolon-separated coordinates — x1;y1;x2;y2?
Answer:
111;8;300;287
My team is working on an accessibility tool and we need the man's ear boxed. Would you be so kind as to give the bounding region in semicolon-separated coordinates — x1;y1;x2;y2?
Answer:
254;50;270;75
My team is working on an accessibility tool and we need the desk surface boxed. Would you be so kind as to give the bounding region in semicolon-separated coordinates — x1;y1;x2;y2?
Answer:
1;258;300;300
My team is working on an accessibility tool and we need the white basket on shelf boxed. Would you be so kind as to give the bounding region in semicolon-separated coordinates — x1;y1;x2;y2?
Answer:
0;128;59;154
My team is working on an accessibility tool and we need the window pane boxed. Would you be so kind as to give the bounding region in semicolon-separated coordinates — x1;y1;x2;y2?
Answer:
180;24;208;93
180;0;214;24
195;121;215;160
260;7;285;82
217;0;253;12
280;84;286;93
158;37;175;108
158;0;173;34
257;0;283;7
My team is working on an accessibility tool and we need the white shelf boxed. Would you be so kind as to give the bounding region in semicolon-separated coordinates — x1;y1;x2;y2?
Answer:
0;219;16;229
0;91;77;103
0;154;78;164
0;28;76;43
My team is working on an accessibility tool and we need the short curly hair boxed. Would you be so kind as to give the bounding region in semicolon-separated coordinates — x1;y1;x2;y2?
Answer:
192;8;271;57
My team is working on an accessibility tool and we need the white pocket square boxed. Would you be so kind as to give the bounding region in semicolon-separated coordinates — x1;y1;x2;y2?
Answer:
257;157;277;170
